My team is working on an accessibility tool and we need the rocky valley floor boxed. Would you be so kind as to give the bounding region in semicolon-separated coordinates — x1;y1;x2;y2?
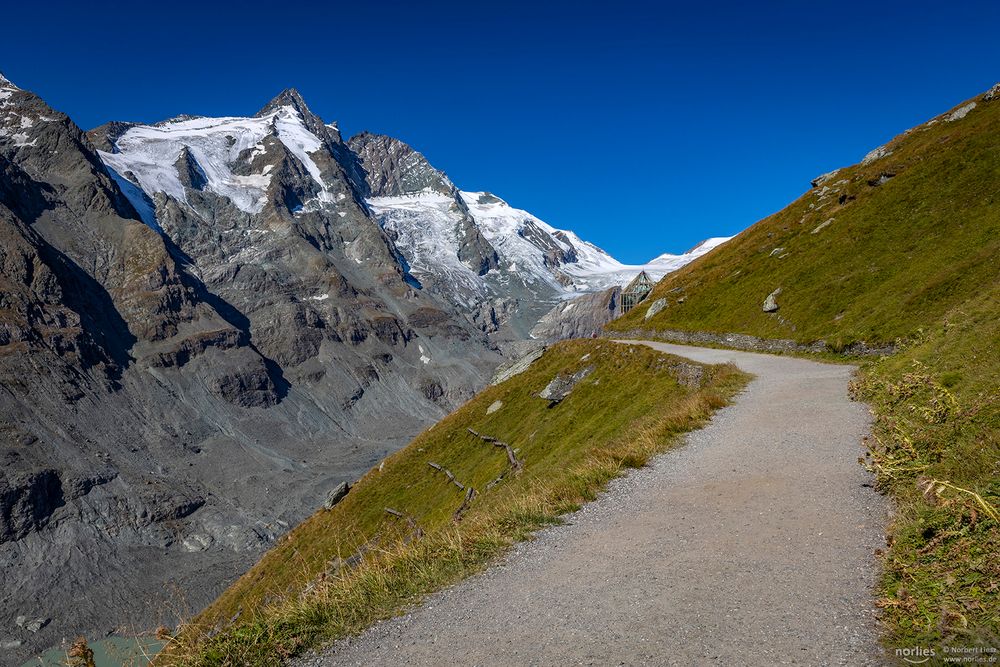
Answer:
296;343;889;666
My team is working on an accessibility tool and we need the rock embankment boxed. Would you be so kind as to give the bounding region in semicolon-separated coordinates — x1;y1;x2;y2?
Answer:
610;328;895;356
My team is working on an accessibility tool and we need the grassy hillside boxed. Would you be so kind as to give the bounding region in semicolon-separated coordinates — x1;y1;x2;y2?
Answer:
852;287;1000;650
607;87;1000;348
160;339;748;665
609;84;1000;654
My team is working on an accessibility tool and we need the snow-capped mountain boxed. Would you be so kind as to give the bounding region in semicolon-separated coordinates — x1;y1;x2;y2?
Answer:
457;193;730;291
645;236;732;272
352;133;731;334
92;99;729;338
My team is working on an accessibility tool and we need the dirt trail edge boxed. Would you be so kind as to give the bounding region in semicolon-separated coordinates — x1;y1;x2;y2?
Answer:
298;342;889;666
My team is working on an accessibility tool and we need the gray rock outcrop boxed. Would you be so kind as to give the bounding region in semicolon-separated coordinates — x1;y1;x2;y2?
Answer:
530;287;620;340
763;288;782;313
324;482;350;510
538;366;594;403
645;298;668;320
491;344;546;385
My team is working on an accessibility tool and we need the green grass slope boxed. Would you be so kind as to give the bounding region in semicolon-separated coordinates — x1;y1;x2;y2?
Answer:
608;86;1000;349
161;339;748;665
609;84;1000;654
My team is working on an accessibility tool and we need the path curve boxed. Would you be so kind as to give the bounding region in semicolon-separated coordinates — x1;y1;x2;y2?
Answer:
299;342;888;666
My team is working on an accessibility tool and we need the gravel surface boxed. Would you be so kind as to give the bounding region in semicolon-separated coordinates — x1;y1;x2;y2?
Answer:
296;342;889;666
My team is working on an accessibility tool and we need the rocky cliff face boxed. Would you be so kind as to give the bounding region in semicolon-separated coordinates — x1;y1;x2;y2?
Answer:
529;287;621;340
0;76;499;661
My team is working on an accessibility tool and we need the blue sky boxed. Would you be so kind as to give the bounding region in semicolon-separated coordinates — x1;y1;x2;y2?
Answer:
2;0;998;262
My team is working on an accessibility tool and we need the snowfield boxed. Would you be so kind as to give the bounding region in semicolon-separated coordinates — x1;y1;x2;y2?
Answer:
97;104;344;220
99;114;278;215
365;189;731;302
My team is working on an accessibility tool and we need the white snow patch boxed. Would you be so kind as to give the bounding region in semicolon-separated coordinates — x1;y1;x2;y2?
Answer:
104;165;161;231
98;113;279;214
8;132;36;147
96;104;338;216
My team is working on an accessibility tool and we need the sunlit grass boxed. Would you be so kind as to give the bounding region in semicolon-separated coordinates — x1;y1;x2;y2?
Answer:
158;339;748;665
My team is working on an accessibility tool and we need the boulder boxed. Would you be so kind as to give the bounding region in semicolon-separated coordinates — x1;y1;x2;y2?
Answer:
811;219;834;234
763;288;782;313
539;366;594;404
861;144;892;165
486;400;503;415
945;102;976;122
24;618;49;633
868;173;895;187
324;482;350;510
644;298;668;320
491;345;546;385
810;169;840;188
181;533;214;552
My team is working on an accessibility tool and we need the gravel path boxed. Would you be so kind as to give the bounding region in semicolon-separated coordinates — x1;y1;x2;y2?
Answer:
297;342;889;666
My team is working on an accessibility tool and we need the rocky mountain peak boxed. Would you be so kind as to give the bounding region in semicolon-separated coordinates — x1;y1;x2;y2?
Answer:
349;132;454;197
255;87;344;149
256;87;308;114
0;71;17;89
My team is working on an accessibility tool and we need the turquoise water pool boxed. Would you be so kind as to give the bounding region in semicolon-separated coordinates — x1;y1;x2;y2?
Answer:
18;636;164;667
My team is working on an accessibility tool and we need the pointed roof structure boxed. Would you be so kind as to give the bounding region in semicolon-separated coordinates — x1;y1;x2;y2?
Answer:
623;270;654;294
620;270;655;314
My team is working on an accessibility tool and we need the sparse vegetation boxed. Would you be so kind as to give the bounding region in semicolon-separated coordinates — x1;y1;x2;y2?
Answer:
851;288;1000;652
66;637;96;667
157;339;748;665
